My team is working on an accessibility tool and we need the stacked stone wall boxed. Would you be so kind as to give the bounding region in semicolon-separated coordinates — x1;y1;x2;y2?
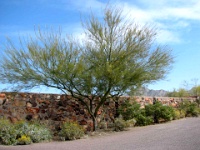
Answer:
0;92;196;131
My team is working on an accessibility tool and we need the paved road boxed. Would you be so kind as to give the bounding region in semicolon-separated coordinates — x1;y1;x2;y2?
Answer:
1;117;200;150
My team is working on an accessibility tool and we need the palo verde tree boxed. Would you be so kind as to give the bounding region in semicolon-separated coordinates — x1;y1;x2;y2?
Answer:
0;7;173;131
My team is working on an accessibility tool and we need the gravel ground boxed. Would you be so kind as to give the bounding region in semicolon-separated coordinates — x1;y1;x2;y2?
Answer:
1;117;200;150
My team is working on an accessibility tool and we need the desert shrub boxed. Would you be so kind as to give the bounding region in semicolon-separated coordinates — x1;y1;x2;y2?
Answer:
17;135;31;145
145;102;175;123
196;98;200;107
98;121;108;130
14;121;52;143
174;109;181;119
118;100;153;126
179;110;186;118
174;109;186;119
0;118;18;145
107;122;115;129
126;118;137;127
198;108;200;115
26;124;52;143
118;100;141;121
135;113;153;126
159;105;175;121
186;103;199;117
59;121;85;140
0;119;52;145
178;100;200;117
114;118;127;131
145;104;155;117
118;100;176;126
113;117;136;131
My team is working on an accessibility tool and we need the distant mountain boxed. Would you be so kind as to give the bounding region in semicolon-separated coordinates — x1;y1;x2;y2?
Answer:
134;87;169;97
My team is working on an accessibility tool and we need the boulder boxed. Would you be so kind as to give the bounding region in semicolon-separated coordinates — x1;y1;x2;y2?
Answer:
26;107;39;114
79;119;87;125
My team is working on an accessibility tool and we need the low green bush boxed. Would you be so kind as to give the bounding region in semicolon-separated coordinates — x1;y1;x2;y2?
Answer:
135;113;153;126
174;109;186;119
118;100;175;126
14;121;52;143
0;119;18;145
126;118;137;127
159;105;175;121
27;124;52;143
59;121;85;140
98;121;108;130
118;100;141;121
145;101;175;123
178;100;200;117
186;103;199;117
0;119;52;145
114;118;127;131
118;100;152;126
113;117;137;131
174;109;181;119
17;135;32;145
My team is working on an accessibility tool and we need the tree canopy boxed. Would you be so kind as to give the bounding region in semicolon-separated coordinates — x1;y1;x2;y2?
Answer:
0;7;174;130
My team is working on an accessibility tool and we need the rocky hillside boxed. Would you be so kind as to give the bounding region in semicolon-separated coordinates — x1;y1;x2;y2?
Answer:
134;87;169;97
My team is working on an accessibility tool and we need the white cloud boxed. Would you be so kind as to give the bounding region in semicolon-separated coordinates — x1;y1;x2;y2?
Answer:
112;0;200;44
156;29;181;44
162;7;200;20
2;0;200;45
65;0;198;44
62;23;86;40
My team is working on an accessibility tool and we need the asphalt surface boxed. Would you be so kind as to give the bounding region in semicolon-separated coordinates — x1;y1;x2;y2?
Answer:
1;117;200;150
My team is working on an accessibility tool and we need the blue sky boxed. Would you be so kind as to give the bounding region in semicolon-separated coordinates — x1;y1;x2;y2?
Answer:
0;0;200;93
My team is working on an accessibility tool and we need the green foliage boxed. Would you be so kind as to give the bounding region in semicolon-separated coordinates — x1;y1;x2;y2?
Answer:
0;119;52;145
114;118;127;131
134;111;153;126
0;6;174;131
59;121;85;140
17;135;32;145
167;80;200;98
14;121;52;143
173;108;186;119
98;121;108;130
191;86;200;97
118;100;141;121
196;98;200;107
178;100;200;117
174;109;181;119
186;103;199;117
145;101;175;123
125;118;137;127
0;119;18;145
167;88;189;97
119;100;175;126
118;100;153;126
114;117;137;131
